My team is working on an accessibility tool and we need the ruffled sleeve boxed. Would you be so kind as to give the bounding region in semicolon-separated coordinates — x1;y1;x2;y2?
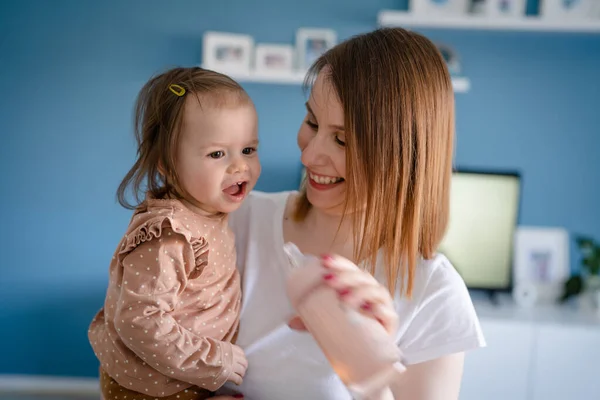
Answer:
114;219;235;391
119;215;208;279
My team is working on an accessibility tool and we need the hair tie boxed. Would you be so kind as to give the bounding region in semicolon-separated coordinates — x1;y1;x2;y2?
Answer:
168;84;186;97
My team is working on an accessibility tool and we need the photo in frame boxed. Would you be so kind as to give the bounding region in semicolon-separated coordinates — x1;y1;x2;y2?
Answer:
254;44;295;74
295;28;337;71
539;0;599;19
202;31;254;74
512;226;570;305
410;0;470;16
436;44;461;76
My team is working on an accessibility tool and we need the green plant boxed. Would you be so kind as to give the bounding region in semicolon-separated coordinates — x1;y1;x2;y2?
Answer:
559;236;600;303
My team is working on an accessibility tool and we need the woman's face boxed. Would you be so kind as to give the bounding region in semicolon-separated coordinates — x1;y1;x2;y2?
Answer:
297;71;347;215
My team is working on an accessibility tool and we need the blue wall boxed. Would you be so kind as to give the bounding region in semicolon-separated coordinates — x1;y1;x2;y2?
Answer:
0;0;599;377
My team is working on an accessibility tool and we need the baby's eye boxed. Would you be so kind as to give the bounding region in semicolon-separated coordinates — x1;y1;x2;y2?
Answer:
242;147;256;155
209;151;224;159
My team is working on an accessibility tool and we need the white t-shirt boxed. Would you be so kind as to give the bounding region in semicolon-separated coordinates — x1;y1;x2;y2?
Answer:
218;191;485;400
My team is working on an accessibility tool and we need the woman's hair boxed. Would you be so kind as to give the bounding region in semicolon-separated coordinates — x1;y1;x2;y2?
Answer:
117;67;251;209
294;28;455;297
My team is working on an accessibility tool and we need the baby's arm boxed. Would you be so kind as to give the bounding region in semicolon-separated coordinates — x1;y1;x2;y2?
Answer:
114;227;245;391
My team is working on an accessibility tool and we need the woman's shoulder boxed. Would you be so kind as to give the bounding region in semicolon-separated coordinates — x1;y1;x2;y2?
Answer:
380;253;465;302
392;253;486;364
413;253;467;296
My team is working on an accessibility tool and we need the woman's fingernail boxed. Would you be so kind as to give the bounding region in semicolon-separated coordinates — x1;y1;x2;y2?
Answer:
360;301;372;311
321;254;334;262
337;288;351;297
323;273;335;281
233;395;244;399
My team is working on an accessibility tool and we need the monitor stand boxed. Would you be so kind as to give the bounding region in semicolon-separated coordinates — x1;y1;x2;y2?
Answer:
469;288;502;306
485;289;501;306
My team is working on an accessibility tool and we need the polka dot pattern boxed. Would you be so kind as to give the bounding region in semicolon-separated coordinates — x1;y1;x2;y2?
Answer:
89;197;241;396
100;368;212;400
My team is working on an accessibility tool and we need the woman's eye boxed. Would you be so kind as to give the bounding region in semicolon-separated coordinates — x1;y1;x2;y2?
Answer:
334;135;346;147
305;120;318;130
242;147;256;155
209;151;224;159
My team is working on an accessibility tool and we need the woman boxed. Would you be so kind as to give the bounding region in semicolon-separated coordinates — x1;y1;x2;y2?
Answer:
215;27;485;400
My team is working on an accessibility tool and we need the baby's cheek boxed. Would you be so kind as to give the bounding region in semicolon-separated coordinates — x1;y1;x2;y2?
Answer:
251;158;262;176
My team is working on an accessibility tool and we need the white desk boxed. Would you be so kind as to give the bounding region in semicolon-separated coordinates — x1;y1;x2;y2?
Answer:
461;294;600;400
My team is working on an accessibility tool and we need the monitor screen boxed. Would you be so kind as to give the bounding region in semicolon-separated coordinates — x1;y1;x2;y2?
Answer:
438;170;521;291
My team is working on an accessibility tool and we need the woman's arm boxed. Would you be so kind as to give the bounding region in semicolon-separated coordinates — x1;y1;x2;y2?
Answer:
391;353;465;400
292;254;478;400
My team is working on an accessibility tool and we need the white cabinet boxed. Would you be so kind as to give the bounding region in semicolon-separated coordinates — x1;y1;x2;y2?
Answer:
461;320;535;400
460;299;600;400
531;325;600;400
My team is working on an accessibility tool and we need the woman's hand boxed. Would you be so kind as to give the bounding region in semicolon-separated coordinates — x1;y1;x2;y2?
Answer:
288;254;399;335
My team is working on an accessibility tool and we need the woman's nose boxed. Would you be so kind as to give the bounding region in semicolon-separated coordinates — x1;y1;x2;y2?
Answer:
301;133;327;167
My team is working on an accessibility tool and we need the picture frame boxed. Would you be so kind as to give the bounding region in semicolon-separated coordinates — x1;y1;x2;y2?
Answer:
295;28;337;71
410;0;470;16
539;0;598;20
436;44;461;76
481;0;527;18
202;31;254;74
513;226;570;305
254;44;295;74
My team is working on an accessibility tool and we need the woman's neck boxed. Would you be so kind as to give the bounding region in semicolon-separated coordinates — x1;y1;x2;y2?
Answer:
285;201;360;262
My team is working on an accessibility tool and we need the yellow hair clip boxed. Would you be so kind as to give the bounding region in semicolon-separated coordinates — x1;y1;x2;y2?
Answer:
168;84;186;97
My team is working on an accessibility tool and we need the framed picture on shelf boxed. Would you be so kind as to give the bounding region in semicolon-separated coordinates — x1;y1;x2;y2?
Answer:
436;44;461;76
410;0;470;16
203;31;254;74
480;0;527;18
254;44;295;74
539;0;599;19
295;28;337;71
512;226;570;305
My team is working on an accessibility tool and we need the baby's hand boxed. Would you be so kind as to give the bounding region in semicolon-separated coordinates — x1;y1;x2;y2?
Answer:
227;344;248;386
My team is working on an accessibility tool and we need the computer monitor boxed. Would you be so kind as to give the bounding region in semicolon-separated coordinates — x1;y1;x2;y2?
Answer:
438;169;521;292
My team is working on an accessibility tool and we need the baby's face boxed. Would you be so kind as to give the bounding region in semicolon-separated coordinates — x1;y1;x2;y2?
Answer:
176;96;260;214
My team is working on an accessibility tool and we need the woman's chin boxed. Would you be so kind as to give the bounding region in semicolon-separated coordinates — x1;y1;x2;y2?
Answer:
306;184;346;214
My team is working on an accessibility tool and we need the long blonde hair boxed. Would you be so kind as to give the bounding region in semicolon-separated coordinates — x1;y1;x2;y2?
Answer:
294;28;455;297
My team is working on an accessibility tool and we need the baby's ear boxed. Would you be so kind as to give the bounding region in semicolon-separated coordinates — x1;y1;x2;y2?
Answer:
288;315;307;331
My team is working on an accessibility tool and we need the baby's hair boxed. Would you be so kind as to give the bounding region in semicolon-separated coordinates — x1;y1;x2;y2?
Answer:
117;67;252;209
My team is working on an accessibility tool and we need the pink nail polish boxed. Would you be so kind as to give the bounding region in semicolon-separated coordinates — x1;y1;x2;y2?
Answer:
284;243;406;397
323;273;335;281
360;301;372;311
321;254;334;262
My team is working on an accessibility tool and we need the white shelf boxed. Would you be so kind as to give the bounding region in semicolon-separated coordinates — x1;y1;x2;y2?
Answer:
378;10;600;33
202;64;471;93
201;65;306;85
